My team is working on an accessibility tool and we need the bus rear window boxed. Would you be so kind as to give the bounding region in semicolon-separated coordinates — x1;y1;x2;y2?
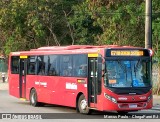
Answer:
11;56;19;74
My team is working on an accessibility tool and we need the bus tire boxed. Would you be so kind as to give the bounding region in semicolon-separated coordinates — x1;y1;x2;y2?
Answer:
77;94;91;114
30;89;42;107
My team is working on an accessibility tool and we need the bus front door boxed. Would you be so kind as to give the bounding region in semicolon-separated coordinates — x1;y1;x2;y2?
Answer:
19;57;27;99
88;58;98;108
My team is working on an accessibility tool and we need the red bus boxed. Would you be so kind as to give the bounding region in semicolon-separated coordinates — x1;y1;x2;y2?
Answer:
8;45;153;114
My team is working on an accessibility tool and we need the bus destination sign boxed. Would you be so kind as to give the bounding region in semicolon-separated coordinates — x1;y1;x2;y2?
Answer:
111;50;144;56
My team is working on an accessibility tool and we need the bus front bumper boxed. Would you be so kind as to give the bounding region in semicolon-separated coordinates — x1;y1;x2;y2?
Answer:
102;94;153;111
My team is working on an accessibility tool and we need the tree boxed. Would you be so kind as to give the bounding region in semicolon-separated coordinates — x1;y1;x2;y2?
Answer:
152;0;160;63
0;0;79;56
70;0;145;46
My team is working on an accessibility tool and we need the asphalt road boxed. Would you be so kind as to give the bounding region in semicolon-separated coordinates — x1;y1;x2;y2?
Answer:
0;90;160;122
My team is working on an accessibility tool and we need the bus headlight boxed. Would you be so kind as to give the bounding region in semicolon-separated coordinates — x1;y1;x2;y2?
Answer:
147;94;152;102
111;97;117;103
104;93;117;103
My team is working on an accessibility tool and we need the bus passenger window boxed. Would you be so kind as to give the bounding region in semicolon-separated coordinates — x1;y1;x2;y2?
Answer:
63;68;69;76
38;63;45;75
48;55;59;76
36;55;48;76
11;56;19;74
78;65;87;76
28;56;36;75
48;68;56;76
72;54;87;77
28;63;35;74
60;55;72;77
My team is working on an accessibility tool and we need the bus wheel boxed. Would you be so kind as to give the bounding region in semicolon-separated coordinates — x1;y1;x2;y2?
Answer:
78;94;91;114
30;89;41;107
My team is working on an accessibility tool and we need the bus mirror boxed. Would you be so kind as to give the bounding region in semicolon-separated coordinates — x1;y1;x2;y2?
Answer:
148;49;154;56
97;57;103;72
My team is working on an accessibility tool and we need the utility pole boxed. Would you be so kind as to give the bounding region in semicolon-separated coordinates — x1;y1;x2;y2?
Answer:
145;0;152;49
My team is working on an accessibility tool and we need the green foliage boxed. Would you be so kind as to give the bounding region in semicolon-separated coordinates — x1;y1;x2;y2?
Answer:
0;0;160;64
69;1;103;45
0;0;78;56
152;0;160;63
70;0;145;46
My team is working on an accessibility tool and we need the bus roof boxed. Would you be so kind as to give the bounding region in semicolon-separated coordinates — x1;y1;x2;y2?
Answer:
10;45;145;56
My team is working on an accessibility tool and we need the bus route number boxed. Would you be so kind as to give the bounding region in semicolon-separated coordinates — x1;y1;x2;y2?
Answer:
111;50;143;56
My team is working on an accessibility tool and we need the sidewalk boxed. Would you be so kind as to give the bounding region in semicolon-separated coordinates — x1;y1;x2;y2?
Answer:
152;95;160;111
0;80;8;90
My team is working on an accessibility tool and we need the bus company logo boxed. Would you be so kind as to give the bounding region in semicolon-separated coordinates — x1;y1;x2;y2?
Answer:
66;82;77;90
139;96;146;100
118;97;127;100
35;81;47;87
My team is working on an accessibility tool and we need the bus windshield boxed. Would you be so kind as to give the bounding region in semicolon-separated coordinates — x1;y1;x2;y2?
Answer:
104;59;151;88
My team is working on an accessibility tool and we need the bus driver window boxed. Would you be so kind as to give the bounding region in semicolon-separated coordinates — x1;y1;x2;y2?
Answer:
107;62;117;79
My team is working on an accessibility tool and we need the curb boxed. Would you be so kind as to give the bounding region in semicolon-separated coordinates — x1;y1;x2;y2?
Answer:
151;107;160;111
152;103;160;111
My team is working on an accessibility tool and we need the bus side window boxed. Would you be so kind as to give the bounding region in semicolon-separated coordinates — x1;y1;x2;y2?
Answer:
78;65;87;76
48;63;57;76
63;66;69;76
49;62;55;76
48;55;59;76
11;56;19;74
38;62;45;75
35;55;49;76
60;55;72;77
48;68;56;76
28;56;36;75
72;54;87;77
28;63;35;74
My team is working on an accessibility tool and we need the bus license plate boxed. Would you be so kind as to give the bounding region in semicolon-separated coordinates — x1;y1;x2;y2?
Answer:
129;104;137;108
